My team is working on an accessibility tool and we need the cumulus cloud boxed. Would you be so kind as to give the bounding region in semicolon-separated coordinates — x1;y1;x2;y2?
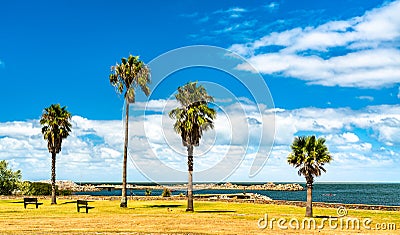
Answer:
342;132;360;143
1;101;399;182
275;105;400;146
231;0;400;88
132;99;179;112
235;104;400;181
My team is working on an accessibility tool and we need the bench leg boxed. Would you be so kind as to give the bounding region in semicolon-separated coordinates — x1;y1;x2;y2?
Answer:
24;204;26;209
36;203;38;209
86;207;88;213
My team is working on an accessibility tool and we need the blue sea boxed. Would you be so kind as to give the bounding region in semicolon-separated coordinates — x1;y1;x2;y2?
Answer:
74;182;400;206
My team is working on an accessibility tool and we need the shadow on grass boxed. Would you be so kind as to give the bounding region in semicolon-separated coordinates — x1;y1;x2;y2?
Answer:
60;201;78;205
314;215;338;219
146;204;183;208
10;201;24;204
196;210;236;213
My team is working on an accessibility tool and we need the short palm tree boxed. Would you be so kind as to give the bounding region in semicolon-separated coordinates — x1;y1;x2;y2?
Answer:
287;136;332;217
40;104;72;204
169;82;216;211
109;55;150;208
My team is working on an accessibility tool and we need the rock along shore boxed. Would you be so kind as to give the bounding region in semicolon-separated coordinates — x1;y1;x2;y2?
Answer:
131;182;304;191
37;180;100;192
34;181;304;192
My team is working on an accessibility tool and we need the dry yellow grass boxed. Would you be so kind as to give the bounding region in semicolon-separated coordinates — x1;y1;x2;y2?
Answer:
0;198;399;234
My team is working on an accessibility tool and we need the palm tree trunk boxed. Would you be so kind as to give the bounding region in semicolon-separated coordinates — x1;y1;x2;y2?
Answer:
51;152;57;205
120;100;129;208
186;145;194;212
305;181;313;217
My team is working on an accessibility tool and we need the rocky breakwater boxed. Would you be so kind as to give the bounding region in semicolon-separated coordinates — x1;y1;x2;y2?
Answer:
262;182;304;191
217;182;304;191
135;182;304;191
38;180;99;192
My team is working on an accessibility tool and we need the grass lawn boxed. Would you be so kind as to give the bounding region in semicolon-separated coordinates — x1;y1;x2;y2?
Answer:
0;198;399;234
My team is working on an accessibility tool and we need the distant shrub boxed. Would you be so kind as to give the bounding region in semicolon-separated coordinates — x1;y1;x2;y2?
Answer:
19;181;71;196
179;192;185;197
29;182;53;196
145;188;152;196
17;181;32;195
161;188;171;197
58;189;72;196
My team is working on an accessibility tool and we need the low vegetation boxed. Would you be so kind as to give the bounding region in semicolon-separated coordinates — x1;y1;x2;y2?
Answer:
161;188;171;197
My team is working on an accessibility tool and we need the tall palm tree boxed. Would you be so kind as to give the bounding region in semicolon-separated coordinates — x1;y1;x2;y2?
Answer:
109;55;150;208
287;135;332;217
169;82;216;211
40;104;72;205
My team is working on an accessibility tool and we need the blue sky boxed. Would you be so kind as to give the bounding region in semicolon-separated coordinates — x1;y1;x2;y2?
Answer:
0;0;399;183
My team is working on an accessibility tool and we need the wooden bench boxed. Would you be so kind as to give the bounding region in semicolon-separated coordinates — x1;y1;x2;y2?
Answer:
77;200;94;213
24;198;43;209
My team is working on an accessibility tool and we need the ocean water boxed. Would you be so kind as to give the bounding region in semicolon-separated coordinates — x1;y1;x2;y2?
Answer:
74;183;400;206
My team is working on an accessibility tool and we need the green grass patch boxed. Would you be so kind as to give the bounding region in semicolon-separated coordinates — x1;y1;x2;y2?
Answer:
0;198;398;234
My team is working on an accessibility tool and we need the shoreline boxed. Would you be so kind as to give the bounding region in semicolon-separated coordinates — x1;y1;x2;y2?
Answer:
2;195;399;211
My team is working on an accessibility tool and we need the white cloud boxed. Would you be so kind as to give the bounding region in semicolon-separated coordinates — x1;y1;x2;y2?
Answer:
0;121;42;137
342;132;360;143
213;7;247;21
1;102;400;182
237;48;400;89
353;1;400;42
132;99;179;112
275;105;400;145
231;0;400;88
0;117;125;181
222;7;247;13
264;2;279;11
357;96;374;101
326;132;360;145
212;7;243;17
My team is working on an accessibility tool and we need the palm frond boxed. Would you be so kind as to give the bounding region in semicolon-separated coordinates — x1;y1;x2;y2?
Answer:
287;135;332;181
109;55;151;103
169;82;216;147
40;104;72;154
